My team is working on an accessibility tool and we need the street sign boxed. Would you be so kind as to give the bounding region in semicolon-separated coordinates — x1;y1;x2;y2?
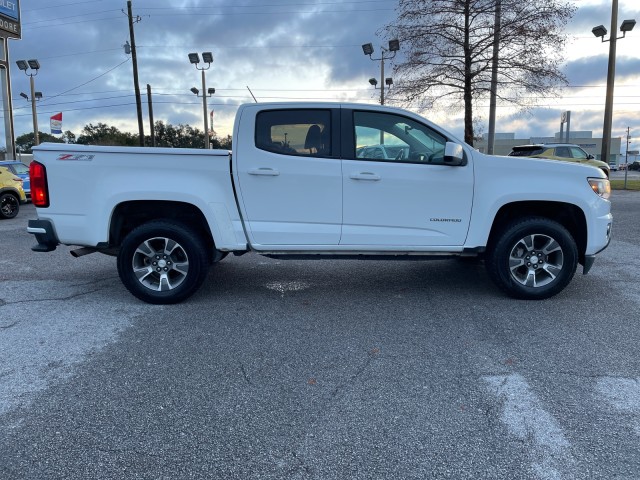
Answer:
0;0;20;39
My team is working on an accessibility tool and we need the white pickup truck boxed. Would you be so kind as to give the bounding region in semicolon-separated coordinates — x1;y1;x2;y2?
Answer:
27;102;612;304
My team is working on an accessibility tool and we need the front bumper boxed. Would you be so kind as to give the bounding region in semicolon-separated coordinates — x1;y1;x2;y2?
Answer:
27;219;60;252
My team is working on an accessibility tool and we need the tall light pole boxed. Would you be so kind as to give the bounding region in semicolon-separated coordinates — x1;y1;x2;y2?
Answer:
592;3;636;164
362;39;400;106
188;52;214;149
15;59;41;146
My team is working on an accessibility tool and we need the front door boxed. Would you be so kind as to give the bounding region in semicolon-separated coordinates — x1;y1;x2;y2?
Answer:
341;110;473;247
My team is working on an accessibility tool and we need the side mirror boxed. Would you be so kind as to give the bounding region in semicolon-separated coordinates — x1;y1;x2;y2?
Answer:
587;154;595;159
443;142;465;166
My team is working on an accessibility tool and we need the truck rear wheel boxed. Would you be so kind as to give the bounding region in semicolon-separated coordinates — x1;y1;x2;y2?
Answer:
117;220;209;304
485;217;578;300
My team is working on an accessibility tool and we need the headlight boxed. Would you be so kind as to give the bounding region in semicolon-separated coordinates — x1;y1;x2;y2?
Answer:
588;178;611;199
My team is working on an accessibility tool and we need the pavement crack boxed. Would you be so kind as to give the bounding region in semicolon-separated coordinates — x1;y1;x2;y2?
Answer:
330;348;380;398
240;364;252;385
0;287;109;306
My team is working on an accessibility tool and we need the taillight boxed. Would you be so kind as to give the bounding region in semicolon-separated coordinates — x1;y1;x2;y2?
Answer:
30;161;50;207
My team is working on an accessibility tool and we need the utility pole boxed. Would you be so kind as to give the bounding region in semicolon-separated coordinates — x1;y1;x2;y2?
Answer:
147;84;155;147
29;74;39;146
127;1;144;146
487;0;501;155
624;127;630;189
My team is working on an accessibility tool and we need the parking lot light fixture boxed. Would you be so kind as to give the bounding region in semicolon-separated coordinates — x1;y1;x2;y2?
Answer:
592;25;607;38
362;39;400;105
620;19;636;33
361;43;374;56
188;52;215;149
15;58;42;146
202;52;213;64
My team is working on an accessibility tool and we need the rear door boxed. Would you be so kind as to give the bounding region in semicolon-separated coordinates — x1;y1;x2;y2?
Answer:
234;107;342;246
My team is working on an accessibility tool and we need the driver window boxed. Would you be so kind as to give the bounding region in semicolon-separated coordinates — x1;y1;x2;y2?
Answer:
569;147;588;160
353;111;447;164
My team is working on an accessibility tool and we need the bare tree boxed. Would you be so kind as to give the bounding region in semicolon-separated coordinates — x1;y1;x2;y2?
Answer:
386;0;575;145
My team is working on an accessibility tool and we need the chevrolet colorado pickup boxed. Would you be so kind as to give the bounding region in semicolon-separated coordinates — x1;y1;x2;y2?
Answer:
27;102;612;304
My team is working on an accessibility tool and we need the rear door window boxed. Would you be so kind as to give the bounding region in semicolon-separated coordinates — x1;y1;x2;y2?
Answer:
255;110;332;157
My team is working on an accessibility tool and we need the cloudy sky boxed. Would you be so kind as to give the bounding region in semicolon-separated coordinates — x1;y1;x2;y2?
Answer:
3;0;640;153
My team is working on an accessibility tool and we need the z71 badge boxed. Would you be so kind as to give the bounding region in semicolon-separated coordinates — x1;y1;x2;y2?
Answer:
57;154;95;161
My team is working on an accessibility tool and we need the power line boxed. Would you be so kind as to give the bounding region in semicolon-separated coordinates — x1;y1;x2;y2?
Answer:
22;9;121;25
21;6;392;30
22;0;106;12
38;58;131;106
138;0;391;8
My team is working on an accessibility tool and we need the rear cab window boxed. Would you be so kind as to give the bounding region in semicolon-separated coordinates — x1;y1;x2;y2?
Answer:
255;110;332;157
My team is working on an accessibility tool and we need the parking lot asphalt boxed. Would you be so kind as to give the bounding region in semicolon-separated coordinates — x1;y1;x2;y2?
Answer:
0;194;639;480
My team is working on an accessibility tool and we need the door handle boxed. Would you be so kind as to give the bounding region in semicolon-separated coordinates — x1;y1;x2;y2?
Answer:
248;168;280;176
349;172;381;181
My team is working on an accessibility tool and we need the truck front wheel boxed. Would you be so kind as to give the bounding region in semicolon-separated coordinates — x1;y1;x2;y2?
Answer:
117;220;209;304
485;217;578;300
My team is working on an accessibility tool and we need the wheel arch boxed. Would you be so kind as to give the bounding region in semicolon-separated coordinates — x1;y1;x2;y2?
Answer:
109;200;215;252
0;187;21;198
487;201;587;263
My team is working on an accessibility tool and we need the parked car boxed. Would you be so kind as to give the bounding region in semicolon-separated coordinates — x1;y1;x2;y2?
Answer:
609;162;618;171
0;166;27;219
508;144;610;177
0;160;30;199
629;161;640;171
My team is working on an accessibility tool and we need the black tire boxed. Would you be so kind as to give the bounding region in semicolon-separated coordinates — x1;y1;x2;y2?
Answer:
485;217;578;300
117;220;210;304
0;193;20;219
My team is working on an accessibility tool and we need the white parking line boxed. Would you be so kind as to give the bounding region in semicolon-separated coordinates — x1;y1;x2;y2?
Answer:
484;373;573;480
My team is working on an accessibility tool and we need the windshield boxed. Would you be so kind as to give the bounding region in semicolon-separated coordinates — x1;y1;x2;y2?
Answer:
509;147;544;157
11;163;29;175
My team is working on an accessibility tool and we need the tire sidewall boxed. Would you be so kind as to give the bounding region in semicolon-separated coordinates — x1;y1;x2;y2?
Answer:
487;218;578;300
117;221;209;304
0;193;19;219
